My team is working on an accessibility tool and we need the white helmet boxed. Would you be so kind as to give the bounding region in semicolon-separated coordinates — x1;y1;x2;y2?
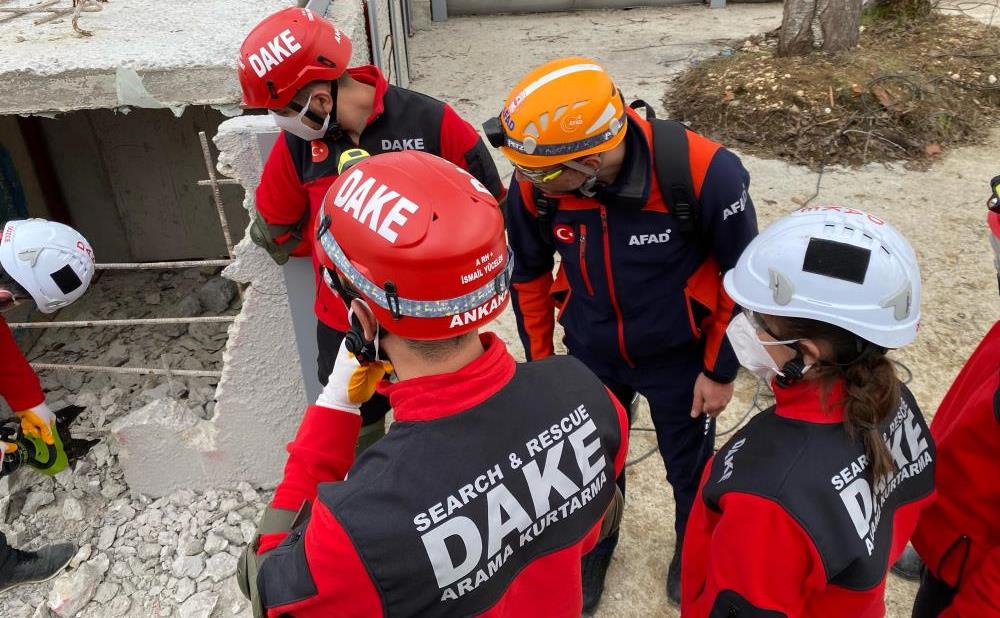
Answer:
723;206;920;349
0;219;95;314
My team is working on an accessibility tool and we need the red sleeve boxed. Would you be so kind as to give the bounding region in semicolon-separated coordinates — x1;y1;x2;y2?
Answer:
682;487;827;617
255;134;312;256
270;404;362;513
0;318;45;412
264;500;383;617
510;274;556;361
942;546;1000;617
438;104;505;200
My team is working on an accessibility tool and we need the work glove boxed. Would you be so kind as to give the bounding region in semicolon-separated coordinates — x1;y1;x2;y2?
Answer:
15;402;56;445
316;338;392;414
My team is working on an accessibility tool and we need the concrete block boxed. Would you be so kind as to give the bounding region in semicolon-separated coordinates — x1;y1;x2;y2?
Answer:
110;399;218;497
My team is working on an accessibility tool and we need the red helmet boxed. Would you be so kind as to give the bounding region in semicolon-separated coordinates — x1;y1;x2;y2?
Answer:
237;7;351;109
314;151;510;340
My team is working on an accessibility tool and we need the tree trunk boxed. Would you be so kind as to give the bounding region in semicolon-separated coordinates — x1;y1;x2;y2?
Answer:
819;0;864;52
778;0;865;57
778;0;819;56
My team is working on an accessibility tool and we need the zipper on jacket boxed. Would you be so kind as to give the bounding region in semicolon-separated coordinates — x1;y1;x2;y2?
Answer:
600;207;635;368
578;224;595;296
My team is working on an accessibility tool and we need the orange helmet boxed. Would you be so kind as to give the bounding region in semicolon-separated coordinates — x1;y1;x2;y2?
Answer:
483;57;628;168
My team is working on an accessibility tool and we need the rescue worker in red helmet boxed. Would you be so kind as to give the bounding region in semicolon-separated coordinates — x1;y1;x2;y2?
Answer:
683;206;936;616
908;188;1000;617
0;219;95;593
238;151;628;617
238;6;503;455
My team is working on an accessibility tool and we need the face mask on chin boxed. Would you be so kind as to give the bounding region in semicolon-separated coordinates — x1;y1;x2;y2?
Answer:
726;312;807;385
269;93;331;141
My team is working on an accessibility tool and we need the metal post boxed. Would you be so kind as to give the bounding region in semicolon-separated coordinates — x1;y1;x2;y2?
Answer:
198;131;236;259
430;0;447;22
366;0;384;72
387;0;405;87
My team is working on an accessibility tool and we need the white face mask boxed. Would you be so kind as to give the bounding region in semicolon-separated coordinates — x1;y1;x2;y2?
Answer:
726;312;801;384
269;93;330;141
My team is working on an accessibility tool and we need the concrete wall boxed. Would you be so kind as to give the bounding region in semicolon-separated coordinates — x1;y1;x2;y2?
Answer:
36;107;249;263
110;1;376;496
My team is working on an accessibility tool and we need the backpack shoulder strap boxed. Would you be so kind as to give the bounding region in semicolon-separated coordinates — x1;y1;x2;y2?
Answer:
631;99;701;237
531;186;558;249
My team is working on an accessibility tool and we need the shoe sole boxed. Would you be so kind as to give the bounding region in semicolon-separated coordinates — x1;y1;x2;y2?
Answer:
0;553;74;595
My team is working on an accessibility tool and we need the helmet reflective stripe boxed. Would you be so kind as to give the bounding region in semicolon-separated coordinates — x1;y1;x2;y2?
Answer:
503;110;626;156
506;63;605;114
318;227;512;319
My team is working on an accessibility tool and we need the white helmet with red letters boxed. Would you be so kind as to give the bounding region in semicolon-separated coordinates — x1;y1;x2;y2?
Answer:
724;206;920;349
0;219;95;314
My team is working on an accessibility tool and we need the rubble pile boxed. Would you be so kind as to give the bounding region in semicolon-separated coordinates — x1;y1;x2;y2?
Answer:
1;267;267;617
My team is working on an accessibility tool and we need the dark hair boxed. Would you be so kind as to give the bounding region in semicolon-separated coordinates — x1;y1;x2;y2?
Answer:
401;333;478;361
770;316;898;480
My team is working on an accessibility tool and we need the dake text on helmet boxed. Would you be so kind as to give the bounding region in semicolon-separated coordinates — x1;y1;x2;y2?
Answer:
313;150;511;340
238;7;352;140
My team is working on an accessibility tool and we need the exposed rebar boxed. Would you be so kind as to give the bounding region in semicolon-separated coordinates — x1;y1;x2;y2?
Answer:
198;131;236;259
30;363;222;378
96;259;232;270
9;316;236;329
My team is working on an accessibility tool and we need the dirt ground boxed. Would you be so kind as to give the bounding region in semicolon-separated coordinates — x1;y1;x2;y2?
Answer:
408;3;999;617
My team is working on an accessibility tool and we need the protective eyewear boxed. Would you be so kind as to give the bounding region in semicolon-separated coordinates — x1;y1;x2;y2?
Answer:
514;159;595;186
743;310;798;345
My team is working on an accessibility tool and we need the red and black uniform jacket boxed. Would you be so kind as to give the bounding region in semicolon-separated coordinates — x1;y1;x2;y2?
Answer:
506;107;757;381
257;334;629;617
255;65;504;332
0;317;45;412
912;320;1000;616
683;379;936;617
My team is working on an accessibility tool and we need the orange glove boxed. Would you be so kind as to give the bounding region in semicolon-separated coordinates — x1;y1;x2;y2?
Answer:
15;402;56;445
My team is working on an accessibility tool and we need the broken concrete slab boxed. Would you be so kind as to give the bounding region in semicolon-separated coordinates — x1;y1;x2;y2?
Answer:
0;0;288;116
109;399;218;497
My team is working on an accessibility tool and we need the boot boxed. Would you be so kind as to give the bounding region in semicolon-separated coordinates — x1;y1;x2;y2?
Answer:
581;550;613;614
666;533;683;607
891;545;924;582
0;542;76;594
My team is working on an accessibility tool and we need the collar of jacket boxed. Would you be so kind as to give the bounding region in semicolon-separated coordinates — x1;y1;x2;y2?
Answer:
594;110;651;210
772;377;847;424
346;65;390;125
379;332;517;422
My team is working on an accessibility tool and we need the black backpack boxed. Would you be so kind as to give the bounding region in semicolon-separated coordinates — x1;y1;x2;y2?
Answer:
532;100;701;246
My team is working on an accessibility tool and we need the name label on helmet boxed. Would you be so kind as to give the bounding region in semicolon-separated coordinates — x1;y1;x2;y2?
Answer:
247;29;302;78
448;291;508;329
333;169;419;244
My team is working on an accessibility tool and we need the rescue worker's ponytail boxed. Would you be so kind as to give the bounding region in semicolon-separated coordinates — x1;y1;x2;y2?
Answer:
771;317;898;481
839;351;898;481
